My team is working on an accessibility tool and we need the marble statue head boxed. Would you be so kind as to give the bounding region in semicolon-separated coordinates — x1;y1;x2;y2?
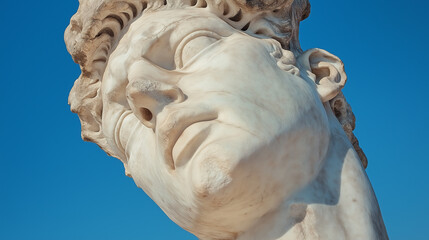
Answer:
65;0;370;238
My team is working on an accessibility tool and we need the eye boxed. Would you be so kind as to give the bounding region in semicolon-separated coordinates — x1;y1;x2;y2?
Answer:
174;30;222;68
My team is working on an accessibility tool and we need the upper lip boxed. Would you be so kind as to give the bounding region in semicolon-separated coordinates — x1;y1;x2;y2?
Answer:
156;108;217;170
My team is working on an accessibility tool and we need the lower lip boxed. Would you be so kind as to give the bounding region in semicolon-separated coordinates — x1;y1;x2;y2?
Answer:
172;121;213;168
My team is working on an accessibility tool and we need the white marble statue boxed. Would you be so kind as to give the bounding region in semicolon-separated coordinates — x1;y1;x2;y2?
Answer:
65;0;388;239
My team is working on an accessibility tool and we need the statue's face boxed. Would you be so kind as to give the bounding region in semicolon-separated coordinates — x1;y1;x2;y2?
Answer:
101;8;330;237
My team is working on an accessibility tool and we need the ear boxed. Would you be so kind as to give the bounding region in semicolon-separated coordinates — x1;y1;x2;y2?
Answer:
297;48;347;102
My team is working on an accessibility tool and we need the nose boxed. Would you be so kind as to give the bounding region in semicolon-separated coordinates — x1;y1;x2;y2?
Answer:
126;78;185;129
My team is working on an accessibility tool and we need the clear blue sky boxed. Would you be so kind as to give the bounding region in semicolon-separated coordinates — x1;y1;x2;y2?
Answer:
0;0;428;239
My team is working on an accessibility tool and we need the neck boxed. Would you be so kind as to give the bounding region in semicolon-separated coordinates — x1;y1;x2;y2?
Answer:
237;104;388;240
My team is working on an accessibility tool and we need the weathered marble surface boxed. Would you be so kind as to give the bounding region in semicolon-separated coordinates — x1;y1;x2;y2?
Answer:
65;0;387;239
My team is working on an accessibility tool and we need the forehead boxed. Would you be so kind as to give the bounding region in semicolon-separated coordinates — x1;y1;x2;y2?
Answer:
119;10;235;53
110;8;238;70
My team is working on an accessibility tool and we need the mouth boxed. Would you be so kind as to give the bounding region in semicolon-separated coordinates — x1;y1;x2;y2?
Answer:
172;121;213;168
157;109;217;170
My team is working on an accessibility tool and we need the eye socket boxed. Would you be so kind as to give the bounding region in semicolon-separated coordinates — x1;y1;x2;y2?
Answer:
174;30;222;68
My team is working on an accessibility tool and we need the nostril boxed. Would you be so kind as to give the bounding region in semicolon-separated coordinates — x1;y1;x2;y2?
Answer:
140;108;153;121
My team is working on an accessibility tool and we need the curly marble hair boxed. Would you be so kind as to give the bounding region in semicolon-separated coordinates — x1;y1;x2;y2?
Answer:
65;0;367;168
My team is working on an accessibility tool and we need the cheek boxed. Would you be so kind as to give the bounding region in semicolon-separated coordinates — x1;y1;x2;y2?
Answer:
283;93;331;181
286;123;330;187
124;122;161;190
